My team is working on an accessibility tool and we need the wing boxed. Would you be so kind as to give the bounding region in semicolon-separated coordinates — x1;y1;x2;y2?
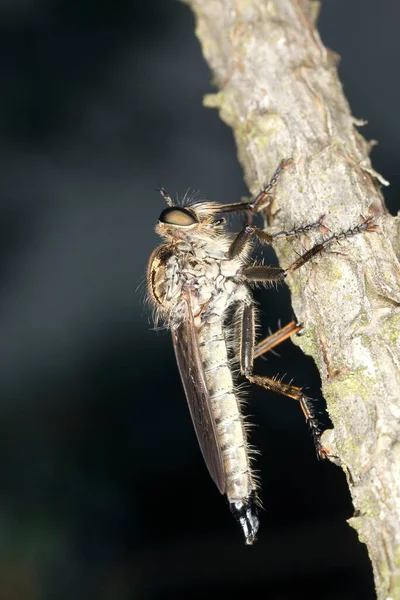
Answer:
172;298;226;494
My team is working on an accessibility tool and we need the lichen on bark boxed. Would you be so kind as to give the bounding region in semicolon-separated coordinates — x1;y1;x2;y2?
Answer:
183;0;400;598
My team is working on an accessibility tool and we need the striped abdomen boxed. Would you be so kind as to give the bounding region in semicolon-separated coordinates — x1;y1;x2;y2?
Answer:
196;319;255;503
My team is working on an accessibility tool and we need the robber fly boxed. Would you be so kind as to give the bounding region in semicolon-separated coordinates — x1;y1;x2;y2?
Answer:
147;160;375;544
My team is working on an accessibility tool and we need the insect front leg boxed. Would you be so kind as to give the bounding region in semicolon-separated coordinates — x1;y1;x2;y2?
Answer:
216;159;293;217
246;158;294;213
238;301;327;458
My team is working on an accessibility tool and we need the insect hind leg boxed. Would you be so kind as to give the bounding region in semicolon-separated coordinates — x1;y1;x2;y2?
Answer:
254;320;302;359
248;373;327;459
239;302;327;458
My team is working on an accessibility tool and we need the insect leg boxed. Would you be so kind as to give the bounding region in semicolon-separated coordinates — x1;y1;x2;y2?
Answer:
249;373;326;458
239;302;326;458
246;158;294;213
254;320;302;359
214;159;293;216
227;214;325;260
227;226;273;259
271;215;327;241
239;217;376;279
242;265;286;282
284;217;376;275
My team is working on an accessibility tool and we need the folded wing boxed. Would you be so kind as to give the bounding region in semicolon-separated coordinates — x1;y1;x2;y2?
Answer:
172;297;226;494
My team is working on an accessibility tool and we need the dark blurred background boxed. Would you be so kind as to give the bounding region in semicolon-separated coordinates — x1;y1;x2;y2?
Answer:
0;1;398;598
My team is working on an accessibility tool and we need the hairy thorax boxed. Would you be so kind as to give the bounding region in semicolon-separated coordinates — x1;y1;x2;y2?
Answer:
148;240;248;324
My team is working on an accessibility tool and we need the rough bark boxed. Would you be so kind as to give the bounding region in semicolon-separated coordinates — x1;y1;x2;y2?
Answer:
183;0;400;597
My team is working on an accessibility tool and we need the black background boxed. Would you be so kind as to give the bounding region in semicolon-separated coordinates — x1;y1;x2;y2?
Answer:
0;1;399;598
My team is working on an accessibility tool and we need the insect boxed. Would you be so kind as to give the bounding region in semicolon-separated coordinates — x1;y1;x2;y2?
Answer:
147;160;375;544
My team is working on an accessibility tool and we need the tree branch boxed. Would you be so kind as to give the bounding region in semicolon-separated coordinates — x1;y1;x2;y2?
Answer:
183;0;400;597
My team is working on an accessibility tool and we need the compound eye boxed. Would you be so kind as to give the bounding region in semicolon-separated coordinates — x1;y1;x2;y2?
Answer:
159;207;198;227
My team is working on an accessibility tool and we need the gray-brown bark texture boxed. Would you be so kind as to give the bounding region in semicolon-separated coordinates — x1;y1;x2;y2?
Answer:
183;0;400;597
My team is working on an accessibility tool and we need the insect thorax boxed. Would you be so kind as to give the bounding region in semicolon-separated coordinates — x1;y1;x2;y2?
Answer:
148;242;247;324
